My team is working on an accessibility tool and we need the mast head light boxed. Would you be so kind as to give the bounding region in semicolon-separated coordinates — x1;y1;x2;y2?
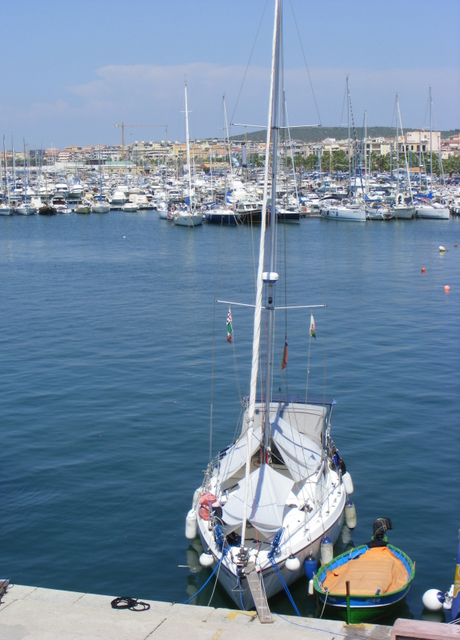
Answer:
263;272;279;283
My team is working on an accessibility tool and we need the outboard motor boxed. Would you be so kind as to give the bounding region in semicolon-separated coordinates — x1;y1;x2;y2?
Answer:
373;517;392;541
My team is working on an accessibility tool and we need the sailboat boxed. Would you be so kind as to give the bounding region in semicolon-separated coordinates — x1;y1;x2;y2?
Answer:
91;149;110;213
173;80;203;227
320;77;366;223
185;0;352;615
392;95;415;220
415;88;449;220
16;141;36;215
0;137;14;215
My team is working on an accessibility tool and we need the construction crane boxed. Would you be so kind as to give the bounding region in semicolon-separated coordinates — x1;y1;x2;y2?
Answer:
113;122;167;160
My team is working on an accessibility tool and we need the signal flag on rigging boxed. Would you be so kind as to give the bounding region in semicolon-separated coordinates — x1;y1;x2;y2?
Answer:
226;308;233;343
281;338;288;371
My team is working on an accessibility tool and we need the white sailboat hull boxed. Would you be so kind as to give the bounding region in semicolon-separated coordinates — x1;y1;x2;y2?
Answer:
321;205;366;222
91;202;110;214
210;513;344;609
191;398;350;610
173;212;203;227
393;205;415;220
416;204;450;220
16;205;36;216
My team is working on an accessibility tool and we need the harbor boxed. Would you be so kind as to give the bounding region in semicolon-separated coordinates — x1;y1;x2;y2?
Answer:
1;0;459;635
1;210;459;623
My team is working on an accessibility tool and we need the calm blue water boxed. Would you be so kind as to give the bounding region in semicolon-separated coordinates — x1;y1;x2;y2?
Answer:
0;212;459;621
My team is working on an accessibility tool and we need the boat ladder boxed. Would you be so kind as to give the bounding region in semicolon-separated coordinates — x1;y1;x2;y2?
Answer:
244;562;273;623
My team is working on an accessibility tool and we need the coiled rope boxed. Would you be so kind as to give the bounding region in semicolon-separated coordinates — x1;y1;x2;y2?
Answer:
110;597;150;611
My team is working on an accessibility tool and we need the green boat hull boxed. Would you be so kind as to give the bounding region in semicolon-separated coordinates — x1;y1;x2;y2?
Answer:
313;544;415;624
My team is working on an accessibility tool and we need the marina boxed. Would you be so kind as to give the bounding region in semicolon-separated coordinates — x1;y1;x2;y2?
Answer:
0;208;459;624
0;0;458;635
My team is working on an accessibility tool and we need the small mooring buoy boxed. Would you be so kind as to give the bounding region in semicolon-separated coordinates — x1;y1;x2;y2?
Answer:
421;267;425;274
285;555;301;572
444;285;451;292
422;589;445;611
199;551;214;567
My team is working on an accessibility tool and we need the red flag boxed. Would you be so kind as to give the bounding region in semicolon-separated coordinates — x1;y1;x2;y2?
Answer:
280;338;288;370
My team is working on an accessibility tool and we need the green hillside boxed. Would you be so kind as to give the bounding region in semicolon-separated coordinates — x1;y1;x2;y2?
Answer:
231;126;459;143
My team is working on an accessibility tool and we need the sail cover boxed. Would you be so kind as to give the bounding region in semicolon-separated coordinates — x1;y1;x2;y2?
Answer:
272;415;322;483
219;426;262;485
222;464;294;534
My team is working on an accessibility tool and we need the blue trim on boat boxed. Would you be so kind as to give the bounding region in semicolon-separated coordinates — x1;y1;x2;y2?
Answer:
314;543;415;612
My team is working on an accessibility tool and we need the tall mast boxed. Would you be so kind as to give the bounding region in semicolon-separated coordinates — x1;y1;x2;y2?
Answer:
262;0;283;453
396;94;400;195
364;110;368;195
223;94;233;182
23;139;27;204
242;0;281;550
184;78;193;210
346;76;351;188
12;135;15;190
396;96;413;202
247;0;281;427
429;86;433;189
3;136;8;201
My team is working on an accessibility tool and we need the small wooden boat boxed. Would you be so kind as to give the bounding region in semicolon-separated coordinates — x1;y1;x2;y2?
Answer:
313;518;415;623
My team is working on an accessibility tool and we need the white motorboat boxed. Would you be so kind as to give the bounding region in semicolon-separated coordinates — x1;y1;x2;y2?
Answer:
185;0;352;614
110;190;127;208
122;201;139;212
366;203;394;220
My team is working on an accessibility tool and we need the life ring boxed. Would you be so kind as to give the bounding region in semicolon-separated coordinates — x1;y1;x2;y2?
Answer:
198;492;219;521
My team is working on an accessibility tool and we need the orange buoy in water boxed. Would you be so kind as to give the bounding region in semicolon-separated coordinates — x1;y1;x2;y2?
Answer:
421;267;425;274
444;285;450;292
455;244;458;248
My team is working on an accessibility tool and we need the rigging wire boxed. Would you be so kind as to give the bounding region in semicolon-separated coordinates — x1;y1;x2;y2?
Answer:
288;0;322;126
210;300;216;464
322;222;328;407
229;0;270;127
340;80;348;131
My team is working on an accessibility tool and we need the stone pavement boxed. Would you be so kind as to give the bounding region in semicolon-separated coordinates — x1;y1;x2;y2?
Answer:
0;584;393;640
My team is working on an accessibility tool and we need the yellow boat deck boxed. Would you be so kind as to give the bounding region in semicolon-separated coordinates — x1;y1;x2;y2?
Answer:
322;546;409;596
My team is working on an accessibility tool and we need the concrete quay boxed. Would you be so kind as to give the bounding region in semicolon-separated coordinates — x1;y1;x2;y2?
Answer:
0;584;393;640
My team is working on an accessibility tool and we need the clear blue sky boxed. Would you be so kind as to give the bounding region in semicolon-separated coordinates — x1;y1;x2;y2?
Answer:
2;0;459;149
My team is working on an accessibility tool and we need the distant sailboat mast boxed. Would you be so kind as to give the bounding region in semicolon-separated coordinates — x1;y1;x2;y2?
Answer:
184;78;193;211
429;86;433;191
